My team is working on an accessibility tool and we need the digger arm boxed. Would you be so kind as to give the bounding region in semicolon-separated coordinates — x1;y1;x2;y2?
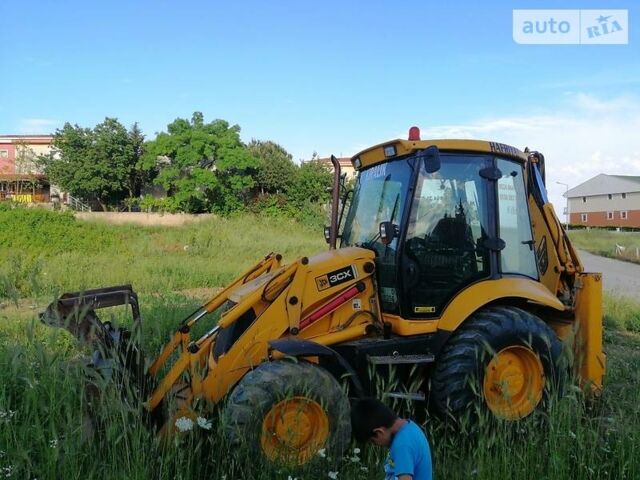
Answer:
147;253;282;378
526;153;583;297
526;152;604;391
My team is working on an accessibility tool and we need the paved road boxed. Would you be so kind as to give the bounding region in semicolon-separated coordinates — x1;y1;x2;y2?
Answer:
579;250;640;298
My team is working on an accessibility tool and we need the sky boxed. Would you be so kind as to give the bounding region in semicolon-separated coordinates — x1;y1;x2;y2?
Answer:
1;0;639;213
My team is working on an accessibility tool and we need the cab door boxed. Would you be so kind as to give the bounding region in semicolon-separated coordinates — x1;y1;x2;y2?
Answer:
400;154;493;318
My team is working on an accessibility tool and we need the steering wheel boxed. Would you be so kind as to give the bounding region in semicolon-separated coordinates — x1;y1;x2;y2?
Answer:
402;236;426;288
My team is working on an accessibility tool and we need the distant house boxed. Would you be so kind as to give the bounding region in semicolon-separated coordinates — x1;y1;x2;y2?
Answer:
314;156;357;182
565;174;640;227
0;135;56;203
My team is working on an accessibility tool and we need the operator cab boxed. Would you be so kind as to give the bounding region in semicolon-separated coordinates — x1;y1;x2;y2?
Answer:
339;128;539;319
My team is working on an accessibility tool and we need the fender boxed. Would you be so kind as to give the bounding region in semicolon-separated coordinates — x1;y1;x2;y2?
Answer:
268;338;364;397
387;277;566;336
438;276;565;332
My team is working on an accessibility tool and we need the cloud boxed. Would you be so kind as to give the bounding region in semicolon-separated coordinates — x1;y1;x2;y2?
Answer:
537;71;640;91
420;93;640;216
17;118;61;134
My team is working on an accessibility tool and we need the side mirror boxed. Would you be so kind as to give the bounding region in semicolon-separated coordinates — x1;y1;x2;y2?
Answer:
421;145;441;173
324;225;331;244
379;221;399;246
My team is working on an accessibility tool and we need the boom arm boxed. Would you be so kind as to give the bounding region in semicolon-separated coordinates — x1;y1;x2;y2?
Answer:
145;253;283;412
526;151;582;301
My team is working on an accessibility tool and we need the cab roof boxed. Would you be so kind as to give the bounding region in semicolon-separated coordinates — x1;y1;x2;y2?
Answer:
351;138;528;171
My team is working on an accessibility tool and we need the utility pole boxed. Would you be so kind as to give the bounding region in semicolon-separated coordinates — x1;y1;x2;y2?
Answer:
556;181;569;230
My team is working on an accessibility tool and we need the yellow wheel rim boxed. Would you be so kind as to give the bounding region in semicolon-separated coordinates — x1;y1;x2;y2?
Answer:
483;345;545;420
261;396;329;465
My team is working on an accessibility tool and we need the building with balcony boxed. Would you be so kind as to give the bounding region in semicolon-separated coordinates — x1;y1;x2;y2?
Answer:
0;135;55;203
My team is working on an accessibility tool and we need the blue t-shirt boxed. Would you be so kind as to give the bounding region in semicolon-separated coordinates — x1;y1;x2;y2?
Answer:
384;420;432;480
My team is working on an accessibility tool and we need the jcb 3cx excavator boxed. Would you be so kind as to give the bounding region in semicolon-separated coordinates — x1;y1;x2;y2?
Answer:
42;127;605;465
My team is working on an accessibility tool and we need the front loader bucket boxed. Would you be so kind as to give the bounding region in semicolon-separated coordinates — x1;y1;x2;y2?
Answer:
40;284;141;339
40;285;160;426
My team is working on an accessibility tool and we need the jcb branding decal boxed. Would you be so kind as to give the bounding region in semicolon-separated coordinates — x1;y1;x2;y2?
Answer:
315;265;358;291
536;236;549;275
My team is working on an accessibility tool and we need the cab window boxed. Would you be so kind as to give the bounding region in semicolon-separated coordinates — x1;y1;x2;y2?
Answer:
402;154;491;317
497;159;538;279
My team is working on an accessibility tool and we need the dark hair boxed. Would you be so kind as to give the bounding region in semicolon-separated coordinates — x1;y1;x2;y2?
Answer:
351;398;398;442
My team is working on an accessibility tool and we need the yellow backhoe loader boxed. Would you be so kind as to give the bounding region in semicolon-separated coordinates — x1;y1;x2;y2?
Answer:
42;127;605;465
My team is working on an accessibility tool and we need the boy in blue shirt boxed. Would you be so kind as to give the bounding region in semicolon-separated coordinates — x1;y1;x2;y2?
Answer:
351;398;433;480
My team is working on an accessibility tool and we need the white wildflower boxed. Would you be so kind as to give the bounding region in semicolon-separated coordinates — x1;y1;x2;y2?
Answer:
287;476;298;480
174;416;194;432
353;447;360;454
1;465;13;478
360;466;368;472
196;416;212;430
317;448;327;458
49;439;58;449
0;410;16;422
568;431;577;439
328;471;338;479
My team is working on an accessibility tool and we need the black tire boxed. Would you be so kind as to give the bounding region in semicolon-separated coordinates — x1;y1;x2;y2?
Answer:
223;360;351;465
431;305;566;421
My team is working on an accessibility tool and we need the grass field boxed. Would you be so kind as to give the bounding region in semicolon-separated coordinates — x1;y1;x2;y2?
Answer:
1;208;640;479
569;229;640;264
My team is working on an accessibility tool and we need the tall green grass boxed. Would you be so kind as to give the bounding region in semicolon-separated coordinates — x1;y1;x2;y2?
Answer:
2;308;639;480
570;229;640;264
0;208;325;299
604;295;640;333
1;208;640;479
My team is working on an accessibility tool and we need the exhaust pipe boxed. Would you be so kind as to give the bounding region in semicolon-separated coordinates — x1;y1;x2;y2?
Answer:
329;155;342;250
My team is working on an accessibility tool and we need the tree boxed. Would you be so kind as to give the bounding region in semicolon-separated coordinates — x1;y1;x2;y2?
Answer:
14;141;43;197
42;119;143;211
143;112;258;213
247;140;297;195
126;122;150;207
288;156;333;208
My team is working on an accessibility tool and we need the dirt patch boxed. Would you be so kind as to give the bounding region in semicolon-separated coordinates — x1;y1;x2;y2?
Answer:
177;288;222;301
0;298;46;316
75;212;215;227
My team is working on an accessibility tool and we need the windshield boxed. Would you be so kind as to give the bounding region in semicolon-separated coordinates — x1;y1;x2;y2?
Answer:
341;159;413;252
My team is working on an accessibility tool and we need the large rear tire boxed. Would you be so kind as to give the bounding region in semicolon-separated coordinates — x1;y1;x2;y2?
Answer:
431;306;566;421
223;360;351;466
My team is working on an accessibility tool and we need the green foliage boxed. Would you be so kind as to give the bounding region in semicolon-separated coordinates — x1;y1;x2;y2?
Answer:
0;206;113;256
569;229;640;264
138;194;169;213
604;295;640;332
0;208;324;295
245;144;332;227
34;112;334;222
41;118;145;211
1;299;640;479
288;159;333;207
143;112;259;214
0;254;44;302
247;139;297;194
126;122;151;205
0;201;16;212
1;212;640;478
